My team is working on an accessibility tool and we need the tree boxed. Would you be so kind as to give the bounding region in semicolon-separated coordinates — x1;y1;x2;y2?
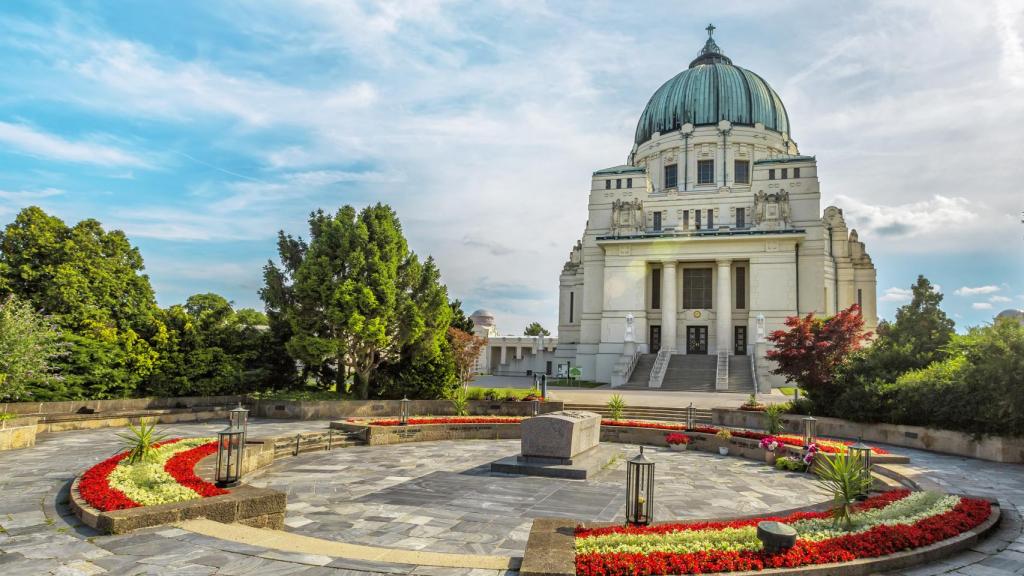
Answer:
448;327;486;387
524;322;551;337
261;204;453;399
448;300;475;333
766;305;870;411
879;275;955;370
0;295;64;401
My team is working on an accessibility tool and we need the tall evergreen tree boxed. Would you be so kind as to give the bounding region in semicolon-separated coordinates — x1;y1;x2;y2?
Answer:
262;204;453;399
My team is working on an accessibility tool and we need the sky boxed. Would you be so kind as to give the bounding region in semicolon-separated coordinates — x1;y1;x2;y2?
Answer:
0;0;1021;335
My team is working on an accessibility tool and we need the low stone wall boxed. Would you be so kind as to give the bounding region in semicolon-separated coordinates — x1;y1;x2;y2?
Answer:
332;420;522;445
0;416;38;451
37;407;234;434
520;502;1002;576
252;398;562;420
1;395;249;417
713;408;1024;463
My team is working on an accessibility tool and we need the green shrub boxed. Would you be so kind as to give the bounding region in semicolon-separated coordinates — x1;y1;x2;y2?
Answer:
814;451;873;530
774;456;805;472
464;387;485;401
448;387;470;416
116;418;168;464
764;403;786;434
606;394;626;421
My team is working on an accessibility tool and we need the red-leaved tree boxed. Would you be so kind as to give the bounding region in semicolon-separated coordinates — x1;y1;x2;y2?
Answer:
766;304;871;410
447;327;486;388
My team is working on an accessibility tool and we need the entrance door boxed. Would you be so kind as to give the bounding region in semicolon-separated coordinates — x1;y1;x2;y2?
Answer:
734;326;747;355
686;326;708;354
649;325;661;354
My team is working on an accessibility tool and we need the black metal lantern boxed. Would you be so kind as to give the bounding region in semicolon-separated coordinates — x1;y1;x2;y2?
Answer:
686;403;695;429
215;427;245;487
802;416;817;447
399;396;410;426
229;403;249;441
625;446;655;526
847;438;873;493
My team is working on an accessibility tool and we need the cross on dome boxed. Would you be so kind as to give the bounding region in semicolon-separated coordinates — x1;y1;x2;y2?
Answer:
706;23;716;37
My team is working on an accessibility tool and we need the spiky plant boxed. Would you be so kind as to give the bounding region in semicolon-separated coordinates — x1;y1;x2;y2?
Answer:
449;387;470;416
116;418;169;464
814;451;873;530
764;403;786;435
606;394;626;421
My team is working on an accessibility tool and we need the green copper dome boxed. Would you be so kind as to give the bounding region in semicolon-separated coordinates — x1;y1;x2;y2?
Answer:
634;25;790;147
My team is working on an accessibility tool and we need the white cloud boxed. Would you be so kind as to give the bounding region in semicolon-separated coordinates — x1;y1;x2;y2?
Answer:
955;285;1001;296
972;302;994;310
879;286;913;303
0;187;64;217
0;122;150;168
989;295;1012;303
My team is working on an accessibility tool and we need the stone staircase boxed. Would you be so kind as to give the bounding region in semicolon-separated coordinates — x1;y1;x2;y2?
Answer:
728;355;754;393
660;354;718;391
564;403;713;426
620;353;656;387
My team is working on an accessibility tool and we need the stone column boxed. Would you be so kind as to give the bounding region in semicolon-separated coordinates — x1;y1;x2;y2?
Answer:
716;259;732;354
661;261;677;352
500;345;507;365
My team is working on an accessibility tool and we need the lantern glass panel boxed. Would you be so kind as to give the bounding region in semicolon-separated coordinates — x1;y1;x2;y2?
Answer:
848;439;873;492
400;397;410;425
216;428;245;487
625;447;655;526
229;404;249;439
802;417;817;447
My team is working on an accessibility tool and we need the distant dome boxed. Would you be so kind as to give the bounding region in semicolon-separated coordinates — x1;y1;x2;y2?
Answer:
996;309;1024;325
470;309;496;327
634;24;790;147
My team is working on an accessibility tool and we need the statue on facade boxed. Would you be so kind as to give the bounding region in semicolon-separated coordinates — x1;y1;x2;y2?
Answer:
624;313;635;341
756;313;766;342
611;198;644;236
778;189;791;225
754;190;767;224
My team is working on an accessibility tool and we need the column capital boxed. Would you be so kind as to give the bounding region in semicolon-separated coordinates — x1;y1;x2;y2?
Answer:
661;260;678;268
716;258;732;267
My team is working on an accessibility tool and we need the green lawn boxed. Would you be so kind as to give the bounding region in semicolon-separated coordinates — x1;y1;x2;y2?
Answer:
546;379;605;389
778;386;803;397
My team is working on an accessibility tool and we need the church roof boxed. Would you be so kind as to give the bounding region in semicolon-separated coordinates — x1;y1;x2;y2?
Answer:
593;165;646;175
634;25;790;147
754;154;816;165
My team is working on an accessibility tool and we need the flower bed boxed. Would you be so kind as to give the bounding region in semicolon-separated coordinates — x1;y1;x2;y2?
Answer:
78;438;228;511
350;416;524;426
574;490;992;575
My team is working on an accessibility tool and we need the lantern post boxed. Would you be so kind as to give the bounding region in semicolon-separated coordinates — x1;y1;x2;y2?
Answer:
686;403;695;429
229;403;249;442
847;438;873;496
399;396;411;426
215;426;245;488
802;416;817;447
625;446;656;526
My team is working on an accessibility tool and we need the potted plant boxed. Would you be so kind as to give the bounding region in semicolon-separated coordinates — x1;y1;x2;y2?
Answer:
759;436;781;465
716;429;732;455
665;433;690;451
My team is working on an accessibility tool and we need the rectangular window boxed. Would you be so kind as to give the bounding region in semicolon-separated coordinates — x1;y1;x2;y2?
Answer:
695;209;702;229
736;267;746;309
569;291;574;323
857;288;863;309
605;179;611;189
627;178;632;188
707;209;714;229
616;178;622;189
653;211;662;231
736;207;745;229
682;210;689;230
734;160;750;184
664;164;678;188
683;268;713;309
769;168;776;180
794;168;801;178
781;168;788;179
652;268;661;309
697;160;714;184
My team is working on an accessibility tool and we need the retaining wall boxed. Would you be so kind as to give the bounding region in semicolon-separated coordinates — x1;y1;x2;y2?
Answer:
713;408;1024;463
0;416;38;451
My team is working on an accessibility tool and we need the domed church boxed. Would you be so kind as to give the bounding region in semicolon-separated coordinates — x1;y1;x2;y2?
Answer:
554;25;878;391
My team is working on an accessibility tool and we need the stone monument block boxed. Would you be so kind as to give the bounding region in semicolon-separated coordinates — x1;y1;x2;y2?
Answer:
521;410;601;462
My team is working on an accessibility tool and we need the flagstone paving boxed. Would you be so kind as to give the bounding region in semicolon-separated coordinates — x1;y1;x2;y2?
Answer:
0;419;1020;575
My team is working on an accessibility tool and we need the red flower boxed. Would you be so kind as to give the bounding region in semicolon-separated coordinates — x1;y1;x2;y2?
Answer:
356;417;524;426
164;441;229;498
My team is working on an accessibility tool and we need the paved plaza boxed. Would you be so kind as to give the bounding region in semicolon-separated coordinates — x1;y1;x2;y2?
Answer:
0;419;1021;575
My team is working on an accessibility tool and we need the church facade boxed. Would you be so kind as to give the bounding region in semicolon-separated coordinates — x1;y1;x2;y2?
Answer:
555;27;878;390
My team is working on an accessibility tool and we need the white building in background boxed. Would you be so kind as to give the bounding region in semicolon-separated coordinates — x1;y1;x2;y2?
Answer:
469;309;559;377
555;26;878;391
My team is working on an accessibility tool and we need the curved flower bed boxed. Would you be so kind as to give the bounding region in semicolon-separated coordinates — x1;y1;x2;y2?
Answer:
79;438;228;511
575;490;992;575
352;416;523;426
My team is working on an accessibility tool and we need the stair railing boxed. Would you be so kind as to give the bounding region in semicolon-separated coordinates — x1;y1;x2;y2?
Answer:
715;350;729;391
648;349;671;388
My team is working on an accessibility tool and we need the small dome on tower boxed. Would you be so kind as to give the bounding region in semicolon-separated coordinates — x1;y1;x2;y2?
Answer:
470;309;496;327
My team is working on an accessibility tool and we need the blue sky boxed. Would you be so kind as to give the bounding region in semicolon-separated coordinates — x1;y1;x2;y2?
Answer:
0;1;1021;334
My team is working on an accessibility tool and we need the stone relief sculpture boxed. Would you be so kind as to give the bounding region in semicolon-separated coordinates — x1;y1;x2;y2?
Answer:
753;189;792;230
610;198;644;236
